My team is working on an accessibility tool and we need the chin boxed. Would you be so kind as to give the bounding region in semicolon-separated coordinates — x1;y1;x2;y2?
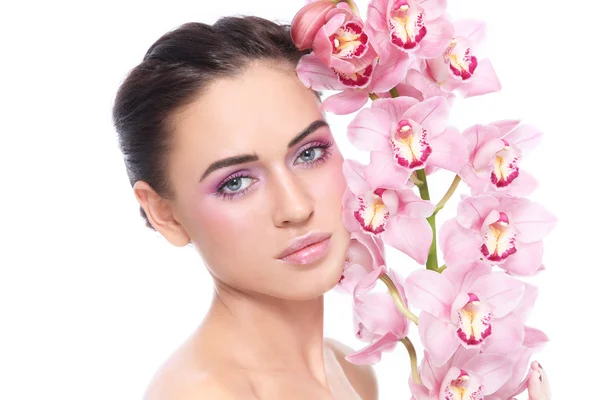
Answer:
278;228;351;301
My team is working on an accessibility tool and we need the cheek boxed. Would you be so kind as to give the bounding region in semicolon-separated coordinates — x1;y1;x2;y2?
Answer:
186;193;260;262
192;200;255;243
311;151;347;211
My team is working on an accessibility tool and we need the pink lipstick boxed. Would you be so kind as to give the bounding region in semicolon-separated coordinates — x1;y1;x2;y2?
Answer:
277;232;332;265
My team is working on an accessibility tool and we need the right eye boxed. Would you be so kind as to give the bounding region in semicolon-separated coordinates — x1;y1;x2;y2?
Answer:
215;175;255;200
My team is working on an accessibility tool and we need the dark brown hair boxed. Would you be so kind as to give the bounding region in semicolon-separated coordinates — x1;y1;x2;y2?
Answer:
112;16;319;230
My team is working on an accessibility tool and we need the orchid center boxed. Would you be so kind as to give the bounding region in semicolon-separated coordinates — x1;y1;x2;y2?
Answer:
392;0;410;11
354;188;390;235
330;21;368;59
480;211;517;262
389;119;432;170
491;139;520;188
334;59;375;88
442;370;483;400
456;293;493;347
389;1;427;51
443;39;478;80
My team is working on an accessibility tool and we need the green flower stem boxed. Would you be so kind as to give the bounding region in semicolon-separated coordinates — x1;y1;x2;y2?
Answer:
410;172;424;187
415;169;439;271
400;337;422;385
434;174;461;215
379;273;419;325
369;93;379;101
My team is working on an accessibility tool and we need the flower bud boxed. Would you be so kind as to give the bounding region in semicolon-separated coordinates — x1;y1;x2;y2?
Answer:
291;1;336;50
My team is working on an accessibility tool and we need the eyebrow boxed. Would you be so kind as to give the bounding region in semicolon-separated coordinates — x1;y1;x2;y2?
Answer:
199;119;330;181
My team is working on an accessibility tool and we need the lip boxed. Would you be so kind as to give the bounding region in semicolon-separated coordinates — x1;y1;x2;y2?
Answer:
277;231;332;264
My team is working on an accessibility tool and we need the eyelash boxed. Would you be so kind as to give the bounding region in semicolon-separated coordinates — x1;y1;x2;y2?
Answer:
214;140;334;200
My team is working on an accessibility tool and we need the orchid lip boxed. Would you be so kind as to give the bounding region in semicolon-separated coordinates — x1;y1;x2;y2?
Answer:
276;231;332;259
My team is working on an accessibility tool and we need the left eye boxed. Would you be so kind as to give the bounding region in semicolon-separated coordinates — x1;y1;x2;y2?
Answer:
295;146;324;164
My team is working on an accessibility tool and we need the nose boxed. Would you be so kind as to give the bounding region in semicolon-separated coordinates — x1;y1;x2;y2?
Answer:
271;168;315;227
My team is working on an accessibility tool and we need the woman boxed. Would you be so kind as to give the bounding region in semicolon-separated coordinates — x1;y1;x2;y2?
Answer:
112;12;554;400
112;16;377;399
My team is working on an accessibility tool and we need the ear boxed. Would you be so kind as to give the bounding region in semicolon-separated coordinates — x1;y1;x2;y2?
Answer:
133;180;190;247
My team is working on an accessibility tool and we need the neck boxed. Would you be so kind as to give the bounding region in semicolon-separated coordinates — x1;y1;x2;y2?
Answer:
200;281;330;388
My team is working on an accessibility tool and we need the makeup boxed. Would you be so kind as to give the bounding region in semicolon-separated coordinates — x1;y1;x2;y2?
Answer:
277;232;332;265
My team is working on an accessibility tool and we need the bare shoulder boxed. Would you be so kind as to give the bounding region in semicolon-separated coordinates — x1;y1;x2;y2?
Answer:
324;337;379;400
143;371;239;400
142;354;256;400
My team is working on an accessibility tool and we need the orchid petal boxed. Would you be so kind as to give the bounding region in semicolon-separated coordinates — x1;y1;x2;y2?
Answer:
347;107;393;151
372;96;419;123
364;151;412;189
382;215;433;264
482;316;524;353
464;353;513;395
470;272;525;318
321;89;369;115
370;52;412;92
442;260;492;294
490;119;521;136
365;0;388;32
452;19;486;45
403;96;450;135
523;326;549;351
500;241;544;276
342;159;369;194
456;195;499;230
503;170;538;197
413;18;454;59
460;58;502;98
503;124;543;153
345;331;399;365
503;199;557;243
342;188;362;232
439;219;481;265
312;12;346;67
405;269;454;317
296;53;345;91
428;126;469;172
419;0;448;21
355;291;409;337
418;312;459;367
395;189;436;217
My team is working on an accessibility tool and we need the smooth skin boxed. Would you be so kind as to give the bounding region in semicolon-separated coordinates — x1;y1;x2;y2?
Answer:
133;60;378;399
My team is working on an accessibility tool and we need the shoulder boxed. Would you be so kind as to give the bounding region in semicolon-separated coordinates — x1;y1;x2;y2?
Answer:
324;337;379;400
143;372;239;400
142;355;255;400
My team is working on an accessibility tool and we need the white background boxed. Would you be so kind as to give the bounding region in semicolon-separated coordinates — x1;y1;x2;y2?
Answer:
0;0;597;398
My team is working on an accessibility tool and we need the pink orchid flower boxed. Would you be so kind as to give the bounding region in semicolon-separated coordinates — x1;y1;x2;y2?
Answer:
312;3;378;83
484;324;549;399
290;0;337;51
347;96;468;175
341;155;435;264
405;260;531;366
296;38;411;114
419;19;502;98
375;68;457;104
366;0;454;59
337;229;386;295
409;347;514;400
346;265;410;365
460;121;542;196
439;194;557;276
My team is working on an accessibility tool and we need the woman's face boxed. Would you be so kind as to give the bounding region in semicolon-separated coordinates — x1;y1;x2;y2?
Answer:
166;61;350;300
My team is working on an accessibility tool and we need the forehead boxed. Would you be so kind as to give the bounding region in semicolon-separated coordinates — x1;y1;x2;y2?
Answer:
168;61;324;175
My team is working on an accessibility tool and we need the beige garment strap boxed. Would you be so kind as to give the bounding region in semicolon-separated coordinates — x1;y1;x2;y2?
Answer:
323;345;363;400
